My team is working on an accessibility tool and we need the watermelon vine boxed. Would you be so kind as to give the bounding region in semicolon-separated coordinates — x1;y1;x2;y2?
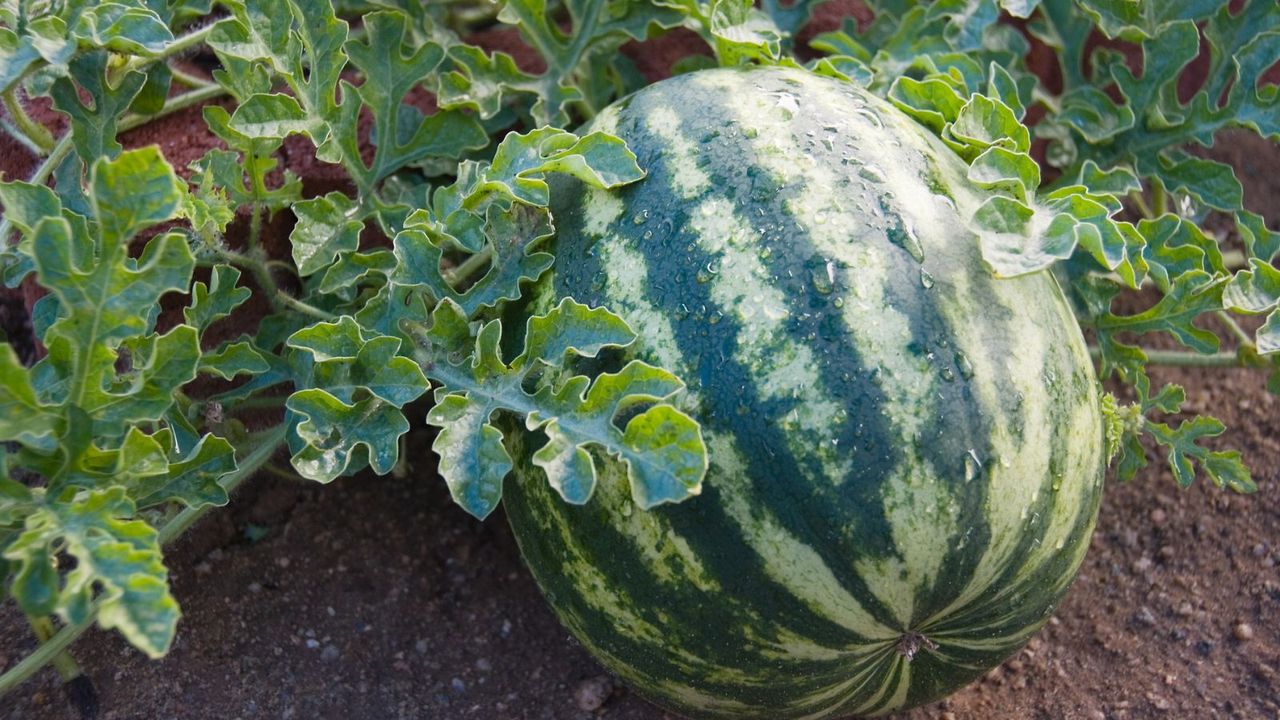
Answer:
0;0;1275;712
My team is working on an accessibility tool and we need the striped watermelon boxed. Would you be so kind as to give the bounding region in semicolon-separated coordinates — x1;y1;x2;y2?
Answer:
504;66;1105;718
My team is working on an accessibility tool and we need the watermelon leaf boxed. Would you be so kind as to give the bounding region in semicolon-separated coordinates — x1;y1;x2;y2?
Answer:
1146;417;1255;493
2;487;178;657
0;148;252;658
284;318;431;482
417;298;706;519
492;0;686;124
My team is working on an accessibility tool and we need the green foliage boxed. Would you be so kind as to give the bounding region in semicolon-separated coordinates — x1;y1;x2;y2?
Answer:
0;0;704;676
417;297;706;519
1109;375;1255;493
0;150;244;657
492;0;685;123
0;0;1274;696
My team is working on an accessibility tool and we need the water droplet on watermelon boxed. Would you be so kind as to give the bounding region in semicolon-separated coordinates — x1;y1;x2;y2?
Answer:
941;367;956;382
642;230;653;240
854;108;883;128
707;310;723;325
920;269;935;289
773;92;800;117
809;258;837;295
963;449;983;482
744;126;759;139
888;221;925;263
859;165;886;184
632;210;649;224
954;351;975;379
674;303;689;321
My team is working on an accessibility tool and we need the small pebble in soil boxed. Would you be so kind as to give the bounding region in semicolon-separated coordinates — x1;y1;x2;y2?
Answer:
1150;508;1167;525
1233;622;1255;641
1133;606;1157;627
452;677;467;693
305;639;320;649
574;675;614;712
321;644;340;662
476;658;493;672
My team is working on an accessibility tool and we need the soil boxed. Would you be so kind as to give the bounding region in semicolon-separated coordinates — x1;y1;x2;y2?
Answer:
2;5;1280;720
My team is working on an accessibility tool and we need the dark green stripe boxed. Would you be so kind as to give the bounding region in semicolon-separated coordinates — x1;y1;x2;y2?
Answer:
615;85;914;632
732;71;1005;627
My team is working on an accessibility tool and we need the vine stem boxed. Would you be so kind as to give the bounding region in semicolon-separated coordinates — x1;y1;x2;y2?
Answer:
0;426;288;697
168;64;214;90
26;617;81;683
441;247;494;288
1216;310;1254;348
276;291;336;321
2;87;55;152
1089;346;1249;368
206;245;332;320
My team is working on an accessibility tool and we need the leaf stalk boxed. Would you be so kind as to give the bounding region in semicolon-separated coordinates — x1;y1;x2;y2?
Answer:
1;87;55;153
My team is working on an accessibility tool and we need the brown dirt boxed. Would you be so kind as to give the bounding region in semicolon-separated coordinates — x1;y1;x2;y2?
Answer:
2;6;1280;720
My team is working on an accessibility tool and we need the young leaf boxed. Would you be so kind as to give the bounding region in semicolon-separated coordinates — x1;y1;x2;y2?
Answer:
3;487;179;657
469;127;647;207
495;0;685;124
1075;0;1222;41
334;10;487;193
289;192;365;277
284;319;430;482
1224;259;1280;355
1146;418;1255;492
71;3;175;55
185;266;253;336
199;341;271;379
131;433;239;509
49;51;148;162
394;202;556;317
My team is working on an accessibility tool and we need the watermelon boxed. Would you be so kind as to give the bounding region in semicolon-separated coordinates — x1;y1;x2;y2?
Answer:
503;66;1105;718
